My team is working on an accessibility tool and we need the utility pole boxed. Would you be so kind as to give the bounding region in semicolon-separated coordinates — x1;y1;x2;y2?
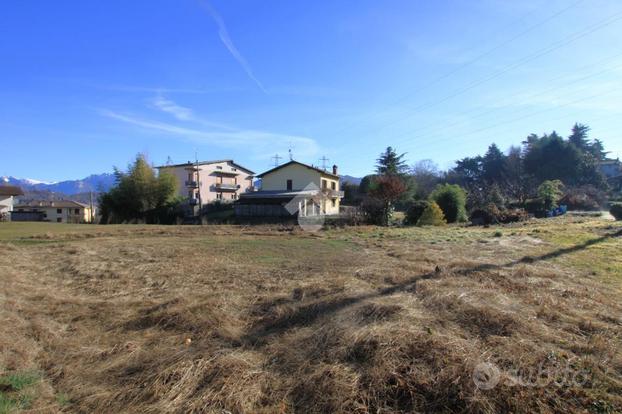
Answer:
89;191;94;224
319;156;329;170
195;152;202;214
271;154;282;167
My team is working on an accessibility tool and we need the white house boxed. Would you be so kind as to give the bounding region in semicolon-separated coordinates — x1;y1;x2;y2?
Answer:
0;185;24;221
598;158;622;179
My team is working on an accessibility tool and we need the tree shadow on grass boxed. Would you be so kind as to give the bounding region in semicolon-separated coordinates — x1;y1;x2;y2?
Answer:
242;228;622;345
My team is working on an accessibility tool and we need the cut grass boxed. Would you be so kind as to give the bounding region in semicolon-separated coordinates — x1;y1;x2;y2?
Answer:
0;218;620;412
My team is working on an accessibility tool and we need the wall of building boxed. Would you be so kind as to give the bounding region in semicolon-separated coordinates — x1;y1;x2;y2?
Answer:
160;161;254;204
260;164;340;214
15;206;91;223
261;164;327;191
40;207;91;223
0;195;13;215
599;162;622;178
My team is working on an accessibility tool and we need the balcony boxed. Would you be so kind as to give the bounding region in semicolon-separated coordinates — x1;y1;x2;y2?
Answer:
185;180;200;188
188;198;200;206
212;170;239;177
215;183;240;191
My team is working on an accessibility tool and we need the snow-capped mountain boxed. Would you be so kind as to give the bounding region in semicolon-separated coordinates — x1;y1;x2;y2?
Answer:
21;178;58;185
1;173;116;195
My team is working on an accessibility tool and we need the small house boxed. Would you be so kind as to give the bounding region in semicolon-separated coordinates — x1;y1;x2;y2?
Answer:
235;161;344;217
0;185;24;221
13;200;94;223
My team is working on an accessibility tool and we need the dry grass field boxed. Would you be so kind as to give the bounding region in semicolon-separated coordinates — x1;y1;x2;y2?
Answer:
0;217;621;413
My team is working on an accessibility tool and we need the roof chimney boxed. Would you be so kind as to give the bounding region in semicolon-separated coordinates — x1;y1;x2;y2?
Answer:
332;164;338;175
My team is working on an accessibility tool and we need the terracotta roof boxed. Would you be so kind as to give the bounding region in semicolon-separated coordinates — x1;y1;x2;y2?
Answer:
0;185;24;196
156;159;255;174
256;160;339;179
15;200;89;209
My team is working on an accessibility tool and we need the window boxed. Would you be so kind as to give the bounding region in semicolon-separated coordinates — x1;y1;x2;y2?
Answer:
57;217;62;222
74;208;80;214
57;208;62;214
43;213;47;218
231;194;235;199
332;199;336;207
232;168;237;171
217;193;222;199
322;179;327;189
331;181;336;190
286;179;293;191
216;166;223;170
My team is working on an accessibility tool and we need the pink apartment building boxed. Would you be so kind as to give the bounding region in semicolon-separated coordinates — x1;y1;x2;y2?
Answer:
156;159;255;207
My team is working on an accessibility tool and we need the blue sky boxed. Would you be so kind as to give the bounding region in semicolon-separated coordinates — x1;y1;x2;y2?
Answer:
1;0;621;181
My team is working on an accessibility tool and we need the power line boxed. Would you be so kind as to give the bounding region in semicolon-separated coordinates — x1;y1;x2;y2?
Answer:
271;154;282;167
377;55;622;148
362;9;622;138
345;50;622;159
318;156;330;170
427;110;622;162
396;85;622;156
328;0;586;138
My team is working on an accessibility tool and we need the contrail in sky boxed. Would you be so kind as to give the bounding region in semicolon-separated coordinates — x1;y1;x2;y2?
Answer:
198;0;267;93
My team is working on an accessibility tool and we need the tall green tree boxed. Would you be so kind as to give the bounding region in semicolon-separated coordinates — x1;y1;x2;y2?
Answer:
449;156;483;190
481;143;508;184
523;131;606;189
504;145;532;203
568;123;591;152
376;146;408;175
590;138;609;161
99;154;179;224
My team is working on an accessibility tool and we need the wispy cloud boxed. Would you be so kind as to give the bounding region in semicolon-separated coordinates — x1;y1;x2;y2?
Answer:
151;95;194;120
198;0;267;93
100;108;319;160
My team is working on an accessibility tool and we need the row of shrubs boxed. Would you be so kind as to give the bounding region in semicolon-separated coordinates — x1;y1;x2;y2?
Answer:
400;183;622;227
402;184;467;226
405;200;622;227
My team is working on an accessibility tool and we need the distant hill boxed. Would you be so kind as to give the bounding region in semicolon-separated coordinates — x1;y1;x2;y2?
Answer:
340;175;362;186
1;173;115;195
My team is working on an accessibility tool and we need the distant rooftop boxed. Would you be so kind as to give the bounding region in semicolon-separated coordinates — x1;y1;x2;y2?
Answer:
155;159;254;174
15;200;89;209
256;160;339;179
0;185;24;196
